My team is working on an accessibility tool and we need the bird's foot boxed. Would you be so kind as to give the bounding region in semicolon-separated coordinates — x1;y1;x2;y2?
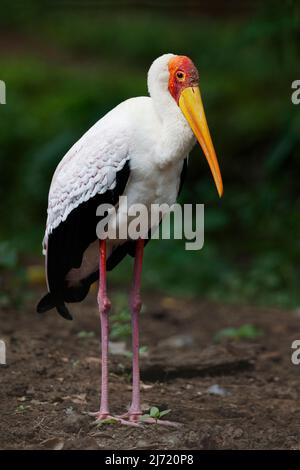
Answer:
118;411;181;428
87;411;181;428
141;416;181;428
88;411;142;427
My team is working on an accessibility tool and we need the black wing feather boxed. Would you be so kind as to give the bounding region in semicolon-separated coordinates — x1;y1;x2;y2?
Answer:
37;161;130;319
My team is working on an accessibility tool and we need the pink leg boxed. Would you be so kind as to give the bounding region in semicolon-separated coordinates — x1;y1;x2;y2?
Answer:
124;239;180;427
128;238;144;422
91;239;178;428
90;240;141;427
97;239;111;418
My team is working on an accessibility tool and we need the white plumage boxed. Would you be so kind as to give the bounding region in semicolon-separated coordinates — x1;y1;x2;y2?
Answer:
43;54;196;284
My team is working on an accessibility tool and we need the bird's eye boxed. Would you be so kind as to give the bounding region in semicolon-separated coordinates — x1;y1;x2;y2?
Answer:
176;71;185;82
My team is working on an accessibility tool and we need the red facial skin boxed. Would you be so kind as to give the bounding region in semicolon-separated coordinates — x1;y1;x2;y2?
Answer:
168;56;199;104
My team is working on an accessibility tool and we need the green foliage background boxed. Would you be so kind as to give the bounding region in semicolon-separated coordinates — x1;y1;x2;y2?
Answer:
0;1;299;307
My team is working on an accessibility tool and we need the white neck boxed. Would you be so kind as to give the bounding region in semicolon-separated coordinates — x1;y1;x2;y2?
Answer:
147;54;195;168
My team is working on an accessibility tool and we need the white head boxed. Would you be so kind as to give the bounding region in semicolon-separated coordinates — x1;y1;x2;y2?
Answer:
147;53;223;197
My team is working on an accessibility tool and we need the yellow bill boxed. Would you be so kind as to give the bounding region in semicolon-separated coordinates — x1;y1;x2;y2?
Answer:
179;86;223;197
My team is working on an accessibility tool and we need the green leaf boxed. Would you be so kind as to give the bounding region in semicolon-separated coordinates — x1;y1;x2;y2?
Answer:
110;323;131;340
96;418;118;426
139;346;148;355
141;414;150;421
214;324;264;343
149;406;160;418
77;331;95;339
159;409;171;418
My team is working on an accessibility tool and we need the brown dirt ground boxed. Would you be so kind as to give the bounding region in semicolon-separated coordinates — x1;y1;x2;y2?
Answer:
1;287;300;450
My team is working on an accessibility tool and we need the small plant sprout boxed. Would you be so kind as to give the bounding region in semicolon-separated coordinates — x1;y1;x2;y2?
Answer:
123;345;149;358
110;308;132;340
16;404;30;414
142;406;171;421
214;324;263;343
77;330;95;339
95;417;118;427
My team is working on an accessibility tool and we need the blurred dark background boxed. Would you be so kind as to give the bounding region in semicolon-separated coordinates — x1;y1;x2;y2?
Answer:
0;0;299;309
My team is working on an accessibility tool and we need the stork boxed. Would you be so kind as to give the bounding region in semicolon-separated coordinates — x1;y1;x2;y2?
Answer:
37;54;223;426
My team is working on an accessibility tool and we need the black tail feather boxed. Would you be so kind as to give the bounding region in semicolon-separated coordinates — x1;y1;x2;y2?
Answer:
37;293;73;320
56;302;73;321
37;292;55;313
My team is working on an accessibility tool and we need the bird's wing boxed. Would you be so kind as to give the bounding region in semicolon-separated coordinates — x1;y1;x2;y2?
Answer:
38;112;131;319
44;116;130;242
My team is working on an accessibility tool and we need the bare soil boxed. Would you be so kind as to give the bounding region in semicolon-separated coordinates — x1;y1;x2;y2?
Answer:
1;288;300;450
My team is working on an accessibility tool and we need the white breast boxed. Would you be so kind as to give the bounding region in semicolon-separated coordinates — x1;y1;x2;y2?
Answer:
49;65;196;285
100;96;192;242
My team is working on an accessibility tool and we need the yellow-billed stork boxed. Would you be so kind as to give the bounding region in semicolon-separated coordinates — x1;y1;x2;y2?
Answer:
37;54;223;426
